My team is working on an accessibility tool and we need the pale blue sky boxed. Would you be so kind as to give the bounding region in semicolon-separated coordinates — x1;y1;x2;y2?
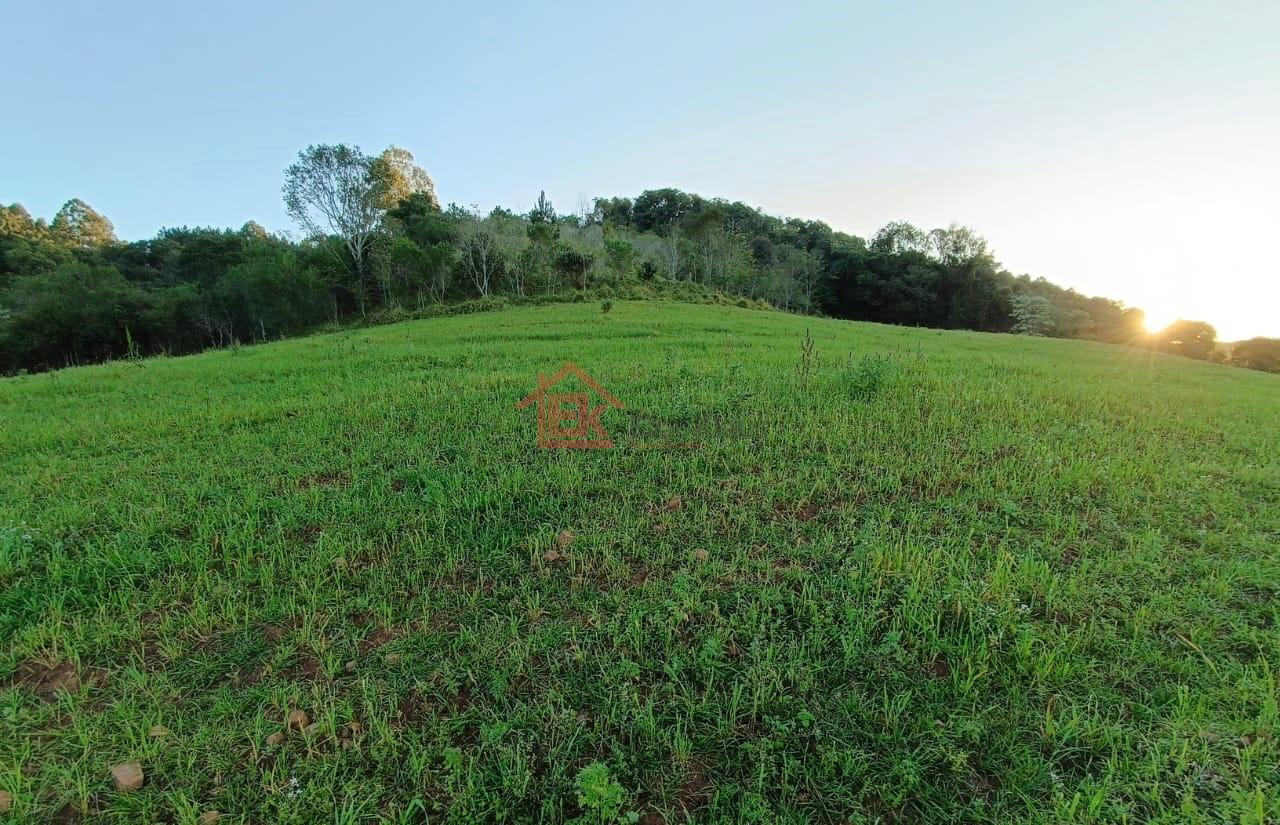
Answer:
3;1;1277;337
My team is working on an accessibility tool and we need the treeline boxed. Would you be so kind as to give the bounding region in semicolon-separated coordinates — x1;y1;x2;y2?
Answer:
2;144;1277;375
593;192;1149;342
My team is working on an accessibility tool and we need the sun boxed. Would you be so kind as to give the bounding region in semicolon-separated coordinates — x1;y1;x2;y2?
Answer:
1142;308;1178;334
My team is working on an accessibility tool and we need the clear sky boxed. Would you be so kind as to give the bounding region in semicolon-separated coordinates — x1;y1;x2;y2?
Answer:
4;1;1277;339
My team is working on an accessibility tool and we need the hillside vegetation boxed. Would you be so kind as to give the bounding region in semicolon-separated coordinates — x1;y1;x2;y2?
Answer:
7;145;1278;376
1;302;1278;823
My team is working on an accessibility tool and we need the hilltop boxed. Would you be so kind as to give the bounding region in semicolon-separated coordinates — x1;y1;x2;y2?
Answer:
1;302;1278;822
9;167;1278;378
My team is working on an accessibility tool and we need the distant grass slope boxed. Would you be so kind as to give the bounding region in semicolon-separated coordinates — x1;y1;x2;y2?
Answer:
1;302;1277;824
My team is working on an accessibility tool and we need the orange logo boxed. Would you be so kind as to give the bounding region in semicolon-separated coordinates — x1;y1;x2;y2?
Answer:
516;361;624;449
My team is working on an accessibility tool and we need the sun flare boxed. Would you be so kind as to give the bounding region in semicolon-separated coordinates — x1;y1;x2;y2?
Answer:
1143;310;1177;334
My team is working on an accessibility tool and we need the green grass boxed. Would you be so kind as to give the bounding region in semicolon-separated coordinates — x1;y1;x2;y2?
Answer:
1;301;1278;823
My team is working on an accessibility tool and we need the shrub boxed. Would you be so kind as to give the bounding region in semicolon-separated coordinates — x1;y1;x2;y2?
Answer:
571;762;635;824
1229;337;1280;373
843;353;896;400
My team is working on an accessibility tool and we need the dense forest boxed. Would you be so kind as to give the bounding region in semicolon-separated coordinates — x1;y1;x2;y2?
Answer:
2;144;1277;375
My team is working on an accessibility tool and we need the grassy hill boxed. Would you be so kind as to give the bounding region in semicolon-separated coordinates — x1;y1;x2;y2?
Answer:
1;301;1277;823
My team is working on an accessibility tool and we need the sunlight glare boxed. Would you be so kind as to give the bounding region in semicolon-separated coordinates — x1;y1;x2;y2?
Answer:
1143;309;1176;334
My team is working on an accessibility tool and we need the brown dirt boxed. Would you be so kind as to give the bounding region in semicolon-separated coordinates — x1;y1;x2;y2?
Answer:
927;657;952;679
359;627;397;654
297;471;351;490
396;693;430;728
677;765;711;816
10;660;90;700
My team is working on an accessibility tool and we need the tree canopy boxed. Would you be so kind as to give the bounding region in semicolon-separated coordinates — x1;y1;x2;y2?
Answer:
282;144;384;279
51;198;117;248
0;163;1268;376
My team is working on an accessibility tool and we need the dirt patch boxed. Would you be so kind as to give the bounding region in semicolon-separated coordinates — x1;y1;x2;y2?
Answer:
1051;745;1102;782
396;693;431;728
281;653;325;683
262;617;301;642
139;610;168;627
284;523;324;545
359;627;398;654
927;657;952;679
10;661;94;700
772;499;824;523
963;753;1000;802
228;667;265;688
1050;609;1077;626
645;496;687;516
677;765;711;816
451;684;474;712
297;471;351;490
137;638;167;673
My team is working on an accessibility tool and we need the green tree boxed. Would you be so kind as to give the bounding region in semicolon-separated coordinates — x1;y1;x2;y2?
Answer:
1;234;73;283
554;245;595;290
50;198;117;248
593;197;633;227
870;221;931;255
370;146;439;211
371;235;454;309
240;221;269;239
530;190;557;224
207;250;327;342
283;144;384;282
388;192;454;248
1010;294;1056;336
457;221;502;297
631;188;693;233
1153;319;1217;361
420;241;456;305
1;264;146;370
603;239;637;279
929;224;988;266
1228;338;1280;373
527;191;560;247
1;204;51;239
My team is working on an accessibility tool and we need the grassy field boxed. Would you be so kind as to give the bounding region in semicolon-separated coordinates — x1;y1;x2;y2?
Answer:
1;301;1278;823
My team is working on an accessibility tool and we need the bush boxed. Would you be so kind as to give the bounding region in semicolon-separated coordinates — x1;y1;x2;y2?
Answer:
210;250;329;341
1229;337;1280;374
571;763;635;824
0;264;153;371
409;295;509;320
843;353;897;401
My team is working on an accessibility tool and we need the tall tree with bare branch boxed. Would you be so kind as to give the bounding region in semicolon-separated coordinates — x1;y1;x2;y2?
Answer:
282;144;383;282
457;220;502;297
